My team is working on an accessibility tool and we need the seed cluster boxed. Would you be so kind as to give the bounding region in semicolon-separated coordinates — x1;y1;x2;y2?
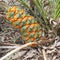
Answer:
6;6;42;46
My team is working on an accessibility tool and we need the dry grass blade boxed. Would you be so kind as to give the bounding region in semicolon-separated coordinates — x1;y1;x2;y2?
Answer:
0;46;18;49
0;14;5;18
42;49;47;60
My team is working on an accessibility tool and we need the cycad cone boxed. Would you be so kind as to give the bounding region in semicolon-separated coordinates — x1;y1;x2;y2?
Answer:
6;6;42;47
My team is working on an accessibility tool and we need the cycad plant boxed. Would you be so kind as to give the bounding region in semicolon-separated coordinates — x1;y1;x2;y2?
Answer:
0;0;60;47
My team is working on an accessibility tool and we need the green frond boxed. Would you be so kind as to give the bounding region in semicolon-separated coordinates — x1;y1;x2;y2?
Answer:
54;0;60;20
33;0;47;20
49;0;60;20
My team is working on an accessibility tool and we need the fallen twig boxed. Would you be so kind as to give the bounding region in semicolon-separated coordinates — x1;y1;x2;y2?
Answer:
0;42;37;60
